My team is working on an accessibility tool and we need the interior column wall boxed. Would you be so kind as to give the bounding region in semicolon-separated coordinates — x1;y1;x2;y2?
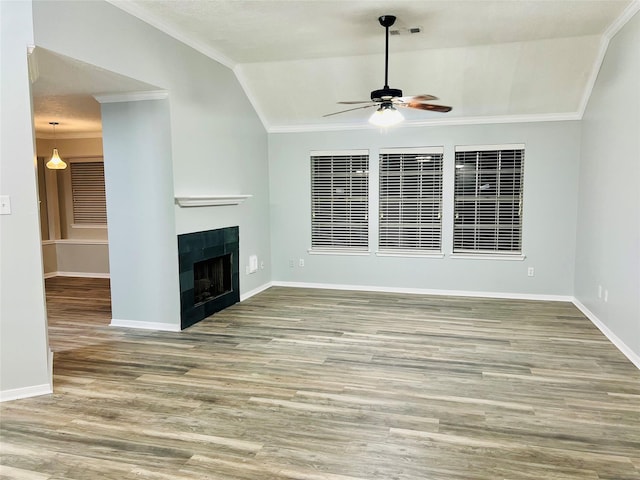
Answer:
0;0;52;400
101;98;181;330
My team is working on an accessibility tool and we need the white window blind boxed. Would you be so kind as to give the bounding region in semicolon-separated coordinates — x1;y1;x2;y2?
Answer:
379;147;443;253
453;145;524;254
70;161;107;225
311;151;369;251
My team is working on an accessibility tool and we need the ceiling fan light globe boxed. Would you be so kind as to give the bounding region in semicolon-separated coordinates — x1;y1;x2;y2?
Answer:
369;106;403;127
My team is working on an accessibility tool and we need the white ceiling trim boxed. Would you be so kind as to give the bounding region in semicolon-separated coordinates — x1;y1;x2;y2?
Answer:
38;132;103;140
268;112;582;134
577;0;640;117
94;90;168;104
106;0;236;69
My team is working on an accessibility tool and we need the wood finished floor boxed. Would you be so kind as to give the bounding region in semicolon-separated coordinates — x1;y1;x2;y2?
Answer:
1;277;639;480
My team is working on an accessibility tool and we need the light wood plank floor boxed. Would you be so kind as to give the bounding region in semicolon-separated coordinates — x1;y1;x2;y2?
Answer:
1;277;639;479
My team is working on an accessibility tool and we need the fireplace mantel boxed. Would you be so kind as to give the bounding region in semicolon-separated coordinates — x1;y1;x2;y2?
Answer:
175;195;251;207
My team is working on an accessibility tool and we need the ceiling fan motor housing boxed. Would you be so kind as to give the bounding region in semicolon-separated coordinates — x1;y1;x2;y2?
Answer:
371;87;403;102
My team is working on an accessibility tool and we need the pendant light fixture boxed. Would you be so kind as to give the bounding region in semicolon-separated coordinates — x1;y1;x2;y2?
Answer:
46;122;67;170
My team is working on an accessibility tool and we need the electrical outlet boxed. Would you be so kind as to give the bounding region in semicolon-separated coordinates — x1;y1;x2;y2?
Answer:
289;259;294;268
299;258;305;267
260;261;265;270
598;285;602;299
604;290;609;302
527;267;534;277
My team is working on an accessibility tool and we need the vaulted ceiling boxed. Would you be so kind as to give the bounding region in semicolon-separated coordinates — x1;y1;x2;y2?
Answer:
32;0;637;135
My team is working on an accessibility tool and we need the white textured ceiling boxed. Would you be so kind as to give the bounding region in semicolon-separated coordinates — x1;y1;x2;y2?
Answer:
32;0;636;135
32;48;158;136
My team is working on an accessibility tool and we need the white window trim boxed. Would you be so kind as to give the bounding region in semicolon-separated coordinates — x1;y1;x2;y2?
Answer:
376;251;444;259
310;149;369;156
449;253;525;261
71;223;108;229
308;249;371;256
378;146;444;254
455;143;525;152
453;145;525;255
310;150;370;253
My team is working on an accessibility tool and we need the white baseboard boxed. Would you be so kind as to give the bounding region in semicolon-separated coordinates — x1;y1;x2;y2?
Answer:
572;298;640;370
240;281;273;302
0;383;53;403
271;281;573;302
110;318;181;332
44;271;110;279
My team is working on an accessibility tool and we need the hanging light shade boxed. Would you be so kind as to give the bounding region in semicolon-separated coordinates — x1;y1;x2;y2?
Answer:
369;103;403;127
46;122;67;170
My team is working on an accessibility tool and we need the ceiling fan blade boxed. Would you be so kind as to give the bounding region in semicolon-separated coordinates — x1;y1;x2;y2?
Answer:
402;102;452;113
338;101;376;105
323;104;377;117
397;94;438;103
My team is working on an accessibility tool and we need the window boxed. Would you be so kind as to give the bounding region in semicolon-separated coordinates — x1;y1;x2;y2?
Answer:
70;161;107;225
453;145;524;254
379;147;443;253
310;151;369;252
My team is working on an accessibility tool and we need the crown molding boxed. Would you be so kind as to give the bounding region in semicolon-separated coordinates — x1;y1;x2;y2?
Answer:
106;0;235;69
37;131;103;140
93;90;168;104
267;112;581;134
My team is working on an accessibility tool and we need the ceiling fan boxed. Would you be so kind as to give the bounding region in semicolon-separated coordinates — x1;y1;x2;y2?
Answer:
324;15;452;127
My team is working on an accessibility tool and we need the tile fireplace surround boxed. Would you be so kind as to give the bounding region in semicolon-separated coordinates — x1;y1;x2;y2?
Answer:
177;226;240;329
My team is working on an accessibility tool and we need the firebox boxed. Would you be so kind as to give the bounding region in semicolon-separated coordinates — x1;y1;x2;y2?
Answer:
178;226;240;329
193;254;232;305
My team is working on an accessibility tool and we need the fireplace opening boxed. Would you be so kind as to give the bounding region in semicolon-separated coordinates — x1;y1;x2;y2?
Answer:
193;254;232;306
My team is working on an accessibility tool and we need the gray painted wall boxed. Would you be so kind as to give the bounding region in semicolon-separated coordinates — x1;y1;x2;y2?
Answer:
32;0;271;303
101;98;180;327
0;1;52;398
575;13;640;358
42;241;109;277
32;0;271;297
269;121;581;296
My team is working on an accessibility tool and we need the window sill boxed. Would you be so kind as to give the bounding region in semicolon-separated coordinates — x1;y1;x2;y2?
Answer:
376;251;444;259
42;239;109;245
71;223;107;229
308;249;371;256
449;253;525;261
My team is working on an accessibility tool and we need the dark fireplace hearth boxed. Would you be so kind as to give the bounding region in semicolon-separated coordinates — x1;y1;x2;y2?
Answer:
178;227;240;329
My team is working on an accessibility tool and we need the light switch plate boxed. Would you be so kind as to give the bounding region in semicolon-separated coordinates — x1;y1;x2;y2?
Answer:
0;195;11;215
249;255;258;274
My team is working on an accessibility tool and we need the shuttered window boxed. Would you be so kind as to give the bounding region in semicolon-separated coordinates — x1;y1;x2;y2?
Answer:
453;145;524;254
70;161;107;225
379;147;443;253
310;151;369;252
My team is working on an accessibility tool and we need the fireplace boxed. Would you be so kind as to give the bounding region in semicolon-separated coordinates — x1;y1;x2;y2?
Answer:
178;227;240;329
